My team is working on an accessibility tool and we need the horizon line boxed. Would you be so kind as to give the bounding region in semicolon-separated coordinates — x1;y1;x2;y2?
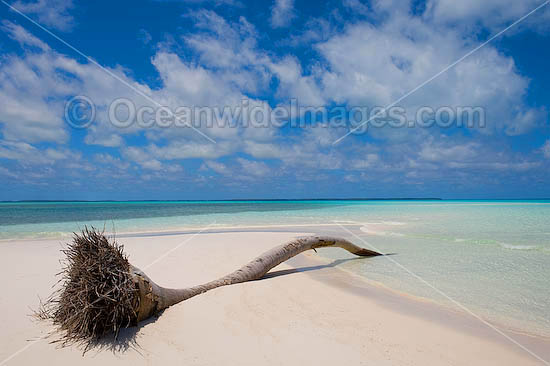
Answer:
1;198;550;203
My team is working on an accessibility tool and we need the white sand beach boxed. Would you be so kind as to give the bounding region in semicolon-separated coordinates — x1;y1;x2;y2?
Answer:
1;231;549;366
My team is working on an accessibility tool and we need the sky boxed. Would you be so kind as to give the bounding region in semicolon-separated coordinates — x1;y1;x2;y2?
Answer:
0;0;549;200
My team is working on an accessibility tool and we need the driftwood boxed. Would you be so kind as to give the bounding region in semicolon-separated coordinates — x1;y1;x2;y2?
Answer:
38;228;381;349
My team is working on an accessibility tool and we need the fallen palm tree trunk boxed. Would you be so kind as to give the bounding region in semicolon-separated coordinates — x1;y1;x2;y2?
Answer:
39;228;381;349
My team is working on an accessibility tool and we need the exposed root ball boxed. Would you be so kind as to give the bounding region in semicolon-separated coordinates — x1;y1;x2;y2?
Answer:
37;228;138;349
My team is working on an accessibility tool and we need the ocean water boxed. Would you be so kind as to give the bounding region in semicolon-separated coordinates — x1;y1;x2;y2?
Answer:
1;200;549;336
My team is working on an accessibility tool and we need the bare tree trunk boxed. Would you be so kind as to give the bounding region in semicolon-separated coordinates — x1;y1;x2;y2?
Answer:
132;236;381;321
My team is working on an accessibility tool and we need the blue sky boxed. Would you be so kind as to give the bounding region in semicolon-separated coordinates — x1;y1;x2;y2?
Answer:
0;0;549;200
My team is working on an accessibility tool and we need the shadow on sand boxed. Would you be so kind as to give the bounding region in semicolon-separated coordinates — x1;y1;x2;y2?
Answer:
262;253;394;280
261;257;361;280
76;314;159;356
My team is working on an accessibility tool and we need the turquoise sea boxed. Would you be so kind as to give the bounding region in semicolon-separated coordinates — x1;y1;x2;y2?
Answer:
1;200;549;337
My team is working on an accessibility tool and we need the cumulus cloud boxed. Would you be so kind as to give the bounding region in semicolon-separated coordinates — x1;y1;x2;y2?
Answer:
2;21;50;51
342;0;370;15
122;146;183;173
200;158;271;181
203;160;231;175
0;14;277;148
138;29;152;44
418;140;480;163
315;14;544;136
0;21;158;145
237;157;270;177
11;0;75;31
243;127;346;171
423;0;550;32
1;5;548;194
542;140;550;159
270;0;296;28
167;0;242;6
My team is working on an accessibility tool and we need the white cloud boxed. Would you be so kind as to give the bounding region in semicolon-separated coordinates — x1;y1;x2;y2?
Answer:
122;147;163;170
84;132;124;148
343;0;370;15
267;56;325;106
0;165;19;179
200;158;270;181
419;140;479;163
11;0;75;31
0;21;157;144
424;0;550;32
147;141;236;160
2;21;50;51
1;14;289;165
203;160;231;175
315;14;544;136
243;128;345;170
182;11;271;95
1;7;548;191
122;146;183;173
0;139;83;167
176;0;242;6
542;140;550;159
94;153;130;171
350;153;380;169
0;140;45;163
237;157;270;177
138;29;152;44
414;136;541;174
270;0;296;28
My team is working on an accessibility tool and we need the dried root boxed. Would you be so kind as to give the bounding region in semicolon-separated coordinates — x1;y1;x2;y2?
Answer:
37;228;139;351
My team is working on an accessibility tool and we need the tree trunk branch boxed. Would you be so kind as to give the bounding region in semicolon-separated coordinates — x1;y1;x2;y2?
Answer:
132;236;381;321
